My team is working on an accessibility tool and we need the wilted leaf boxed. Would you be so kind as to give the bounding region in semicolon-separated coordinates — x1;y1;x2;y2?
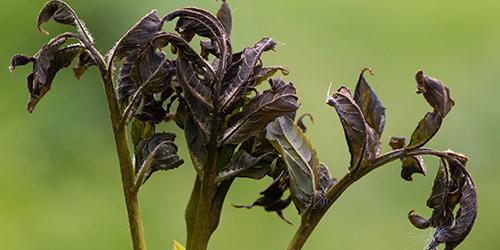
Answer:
184;115;208;175
297;113;314;132
131;118;155;146
407;71;454;149
408;155;477;250
327;86;380;171
10;34;84;112
318;163;336;193
252;66;289;87
108;10;162;63
220;79;299;145
389;136;426;181
233;171;293;224
37;0;94;43
221;37;277;113
216;0;232;37
353;68;386;136
73;50;95;79
135;133;184;183
266;116;322;214
216;150;274;183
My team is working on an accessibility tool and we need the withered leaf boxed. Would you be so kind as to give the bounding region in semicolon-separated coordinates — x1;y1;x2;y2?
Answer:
252;65;289;87
220;79;299;145
164;7;230;81
135;133;184;183
216;150;275;183
389;136;426;181
37;0;94;43
216;0;232;38
266;116;321;214
221;37;277;113
353;68;386;136
297;113;314;133
108;10;162;63
318;163;336;193
409;156;477;250
73;50;95;79
233;172;293;224
327;86;380;171
10;34;83;112
184;115;208;175
407;71;454;149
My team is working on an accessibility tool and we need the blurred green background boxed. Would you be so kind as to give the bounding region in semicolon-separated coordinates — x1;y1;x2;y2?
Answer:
1;0;498;249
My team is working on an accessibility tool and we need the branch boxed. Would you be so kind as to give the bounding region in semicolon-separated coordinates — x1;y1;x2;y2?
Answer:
287;147;466;250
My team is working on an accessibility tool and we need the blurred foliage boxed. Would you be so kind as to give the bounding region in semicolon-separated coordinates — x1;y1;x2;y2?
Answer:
1;0;499;249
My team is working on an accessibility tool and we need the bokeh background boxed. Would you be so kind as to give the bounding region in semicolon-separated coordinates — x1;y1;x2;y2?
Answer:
1;0;499;249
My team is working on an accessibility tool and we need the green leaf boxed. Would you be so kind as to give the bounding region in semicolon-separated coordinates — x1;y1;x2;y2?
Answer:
266;116;321;214
327;86;380;171
37;0;94;43
221;37;277;113
220;79;299;145
389;136;426;181
353;68;386;136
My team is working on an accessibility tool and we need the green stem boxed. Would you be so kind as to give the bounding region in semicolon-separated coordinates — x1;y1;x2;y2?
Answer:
287;147;463;250
87;44;147;250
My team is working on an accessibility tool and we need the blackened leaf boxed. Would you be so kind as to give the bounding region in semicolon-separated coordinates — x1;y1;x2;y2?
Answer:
233;172;293;224
177;51;213;139
152;32;215;78
407;71;454;149
318;163;336;193
415;70;454;116
253;65;289;87
135;95;169;124
327;86;381;171
135;133;184;183
389;136;426;181
117;53;139;103
220;80;299;145
353;68;386;136
266;116;320;214
130;118;155;147
108;10;162;63
427;158;477;250
184;115;208;175
408;111;443;149
132;45;175;94
37;0;94;43
163;7;230;81
221;37;277;113
10;34;84;113
216;150;273;183
9;54;33;71
216;0;232;37
297;113;314;133
73;50;95;79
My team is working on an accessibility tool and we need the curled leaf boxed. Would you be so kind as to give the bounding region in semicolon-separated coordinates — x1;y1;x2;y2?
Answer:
220;79;299;145
233;172;293;224
266;116;322;214
221;37;277;113
389;136;426;181
252;66;289;87
216;150;274;183
407;71;454;149
135;133;184;183
216;0;232;37
37;0;94;43
73;50;95;79
297;113;314;132
353;68;386;136
10;34;84;112
327;86;380;171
